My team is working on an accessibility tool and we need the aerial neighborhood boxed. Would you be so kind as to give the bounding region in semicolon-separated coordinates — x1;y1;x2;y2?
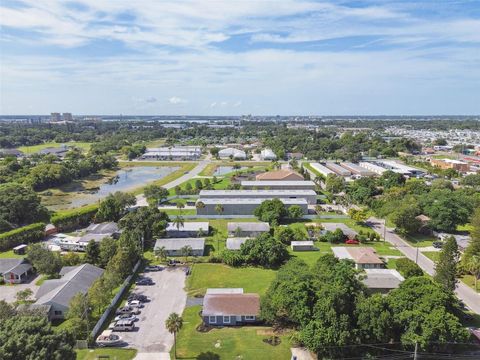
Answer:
0;116;479;360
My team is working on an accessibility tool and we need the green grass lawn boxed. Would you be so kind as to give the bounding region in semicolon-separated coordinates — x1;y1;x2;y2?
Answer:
167;176;231;196
18;141;91;153
422;251;440;262
175;305;292;360
460;274;480;293
404;234;436;247
186;263;276;296
75;348;137;360
145;138;167;147
457;224;473;232
0;250;24;259
164;209;197;216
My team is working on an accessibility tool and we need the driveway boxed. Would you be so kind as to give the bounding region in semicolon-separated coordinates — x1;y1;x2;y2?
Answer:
121;268;187;354
0;274;40;303
368;217;480;315
321;222;358;238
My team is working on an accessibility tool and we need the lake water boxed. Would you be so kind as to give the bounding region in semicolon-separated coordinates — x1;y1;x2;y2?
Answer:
213;166;247;176
69;166;179;208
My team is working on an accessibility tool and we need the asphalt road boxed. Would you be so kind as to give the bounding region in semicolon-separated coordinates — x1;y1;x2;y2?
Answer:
120;268;187;354
369;217;480;314
135;160;209;206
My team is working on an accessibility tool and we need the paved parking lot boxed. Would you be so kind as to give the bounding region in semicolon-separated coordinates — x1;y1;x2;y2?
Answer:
0;274;40;303
120;267;187;354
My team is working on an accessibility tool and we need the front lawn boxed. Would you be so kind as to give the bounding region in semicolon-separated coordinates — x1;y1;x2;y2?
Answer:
422;251;440;262
460;274;480;293
175;305;292;360
0;250;24;259
76;348;137;360
18;141;91;154
404;234;436;247
186;263;276;296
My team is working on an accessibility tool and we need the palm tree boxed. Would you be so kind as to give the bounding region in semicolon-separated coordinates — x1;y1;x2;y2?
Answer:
196;201;205;210
154;246;167;263
180;245;193;263
214;204;224;216
176;201;185;215
165;312;183;360
466;255;480;291
173;215;184;231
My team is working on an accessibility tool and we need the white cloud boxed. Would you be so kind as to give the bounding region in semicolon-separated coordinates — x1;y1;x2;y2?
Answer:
168;96;186;104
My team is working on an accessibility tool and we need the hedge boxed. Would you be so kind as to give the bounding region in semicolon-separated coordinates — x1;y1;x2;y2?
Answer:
51;204;99;232
0;223;46;251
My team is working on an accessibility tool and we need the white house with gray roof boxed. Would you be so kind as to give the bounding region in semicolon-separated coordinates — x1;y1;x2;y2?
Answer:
34;263;104;320
166;222;209;238
196;198;308;216
226;238;251;250
154;238;205;257
0;258;33;284
227;222;270;237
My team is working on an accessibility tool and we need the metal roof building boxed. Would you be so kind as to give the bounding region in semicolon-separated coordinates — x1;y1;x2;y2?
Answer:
196;198;308;216
310;163;335;177
154;238;205;256
226;237;251;250
218;148;246;160
359;161;388;175
340;162;375;176
199;189;317;204
325;162;351;176
260;148;277;160
241;180;315;190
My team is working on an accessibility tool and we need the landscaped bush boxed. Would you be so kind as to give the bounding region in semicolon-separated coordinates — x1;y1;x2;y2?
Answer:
396;257;424;278
0;222;46;251
51;204;98;232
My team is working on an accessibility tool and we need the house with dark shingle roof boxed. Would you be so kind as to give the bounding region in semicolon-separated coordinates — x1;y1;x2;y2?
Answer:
34;263;104;320
0;258;33;284
202;288;260;326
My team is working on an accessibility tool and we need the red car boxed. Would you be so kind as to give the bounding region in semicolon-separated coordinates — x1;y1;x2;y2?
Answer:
345;239;359;245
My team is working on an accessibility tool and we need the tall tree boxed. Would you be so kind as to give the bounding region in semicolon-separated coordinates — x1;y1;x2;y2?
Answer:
165;313;183;360
434;236;460;292
144;185;169;207
84;239;100;265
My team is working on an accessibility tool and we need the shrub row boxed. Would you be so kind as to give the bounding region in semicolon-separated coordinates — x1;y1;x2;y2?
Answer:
51;204;99;232
0;222;46;251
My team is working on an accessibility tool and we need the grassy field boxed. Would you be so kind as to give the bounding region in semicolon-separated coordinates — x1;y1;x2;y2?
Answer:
18;141;91;153
75;348;137;360
457;224;474;232
404;234;436;247
175;305;292;360
422;251;440;262
186;263;276;297
0;250;24;259
145;138;167;147
460;274;480;293
167;176;231;196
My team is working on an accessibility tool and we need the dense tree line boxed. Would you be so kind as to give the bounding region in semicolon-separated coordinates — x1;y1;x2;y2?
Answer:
262;256;469;358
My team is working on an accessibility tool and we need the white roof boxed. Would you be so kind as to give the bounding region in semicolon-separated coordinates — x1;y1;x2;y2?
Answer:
241;180;316;187
291;241;314;246
218;148;246;158
154;238;205;250
197;198;308;205
206;288;244;295
261;148;276;159
310;162;334;176
166;222;209;232
226;238;250;250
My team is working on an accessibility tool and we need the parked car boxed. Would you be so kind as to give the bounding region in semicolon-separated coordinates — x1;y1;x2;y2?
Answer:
127;300;143;308
145;265;162;272
128;294;149;302
433;241;444;249
111;319;135;332
116;306;140;315
114;314;138;322
345;239;359;245
136;277;154;285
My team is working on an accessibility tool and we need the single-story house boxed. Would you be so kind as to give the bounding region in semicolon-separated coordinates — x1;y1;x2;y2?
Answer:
13;244;28;255
199;189;317;205
361;269;404;294
321;223;358;239
332;247;384;270
0;258;33;284
202;288;260;326
434;232;471;251
37;146;69;158
166;222;209;238
226;238;251;250
85;222;120;237
154;238;205;257
78;233;111;246
35;263;104;320
291;241;316;252
241;180;316;191
227;222;270;237
255;169;304;181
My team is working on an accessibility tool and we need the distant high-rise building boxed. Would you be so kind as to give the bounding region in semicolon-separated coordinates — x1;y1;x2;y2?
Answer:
50;112;61;122
62;113;73;121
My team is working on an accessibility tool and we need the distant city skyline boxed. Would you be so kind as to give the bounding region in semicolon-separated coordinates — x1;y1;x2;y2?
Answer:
1;0;480;115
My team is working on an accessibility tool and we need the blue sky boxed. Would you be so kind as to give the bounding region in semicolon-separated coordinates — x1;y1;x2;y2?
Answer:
1;0;479;115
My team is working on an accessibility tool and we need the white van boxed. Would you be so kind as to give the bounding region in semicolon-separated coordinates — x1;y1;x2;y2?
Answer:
112;319;135;332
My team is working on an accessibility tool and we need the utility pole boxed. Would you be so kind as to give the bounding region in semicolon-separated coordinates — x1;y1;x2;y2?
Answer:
383;218;386;242
413;342;418;360
415;247;419;264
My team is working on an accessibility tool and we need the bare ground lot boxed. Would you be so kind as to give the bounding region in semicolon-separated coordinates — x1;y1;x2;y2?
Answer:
120;267;187;353
0;274;40;303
